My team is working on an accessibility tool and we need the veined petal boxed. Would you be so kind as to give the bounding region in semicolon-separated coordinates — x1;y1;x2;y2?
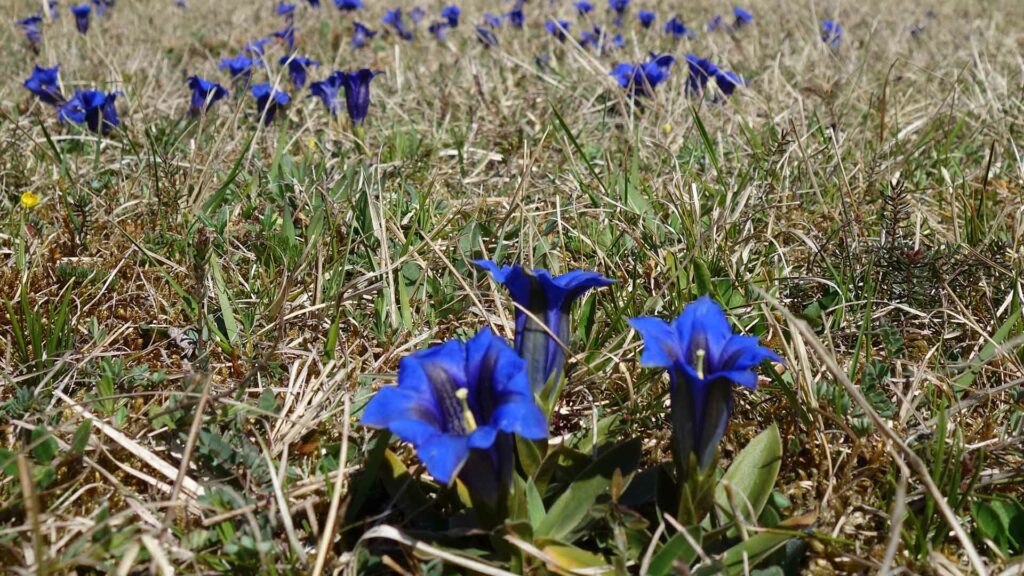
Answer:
672;296;732;365
717;334;782;373
360;386;441;432
628;316;680;368
467;425;498;449
491;399;548;439
418;433;470;484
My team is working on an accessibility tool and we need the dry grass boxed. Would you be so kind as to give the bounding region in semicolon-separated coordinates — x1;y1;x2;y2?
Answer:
1;0;1023;573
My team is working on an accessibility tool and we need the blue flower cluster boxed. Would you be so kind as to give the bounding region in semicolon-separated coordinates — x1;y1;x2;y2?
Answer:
360;259;779;518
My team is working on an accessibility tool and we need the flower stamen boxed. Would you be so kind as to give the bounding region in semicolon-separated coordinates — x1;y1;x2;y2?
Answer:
694;348;706;380
454;388;478;432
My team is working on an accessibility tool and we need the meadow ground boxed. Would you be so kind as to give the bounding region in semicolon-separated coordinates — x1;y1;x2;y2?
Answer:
1;0;1023;573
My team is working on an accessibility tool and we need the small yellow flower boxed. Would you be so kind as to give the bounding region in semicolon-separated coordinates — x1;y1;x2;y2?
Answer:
305;137;318;151
662;123;673;135
20;191;41;210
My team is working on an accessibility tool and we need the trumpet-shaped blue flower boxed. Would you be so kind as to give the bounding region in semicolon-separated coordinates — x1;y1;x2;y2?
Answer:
334;0;362;10
475;260;613;398
280;55;318;87
338;69;381;125
251;83;289;125
59;89;120;135
638;10;655;28
629;297;780;476
220;54;254;85
71;4;90;33
733;7;753;27
610;53;674;97
244;37;271;57
91;0;111;17
306;0;319;8
664;15;693;38
187;76;228;116
506;6;524;28
24;65;64;106
382;8;413;40
476;25;498;47
715;69;743;97
821;19;842;48
608;0;629;16
352;21;375;48
360;327;547;497
579;26;601;49
18;15;44;47
276;2;296;21
272;25;296;50
429;21;449;41
545;19;570;42
441;5;460;27
308;73;343;116
685;54;717;96
410;7;426;25
574;1;593;15
483;12;502;27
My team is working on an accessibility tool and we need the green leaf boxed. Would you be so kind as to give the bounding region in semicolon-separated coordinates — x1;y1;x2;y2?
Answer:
693;532;792;576
70;420;92;456
0;449;17;476
535;439;641;541
714;424;782;531
31;426;59;464
647;527;702;576
538;540;609;573
955;307;1020;393
525;479;545;528
516;436;543;479
209;256;239;347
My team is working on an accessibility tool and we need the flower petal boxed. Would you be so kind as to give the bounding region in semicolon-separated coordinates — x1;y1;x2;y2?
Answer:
628;316;680;368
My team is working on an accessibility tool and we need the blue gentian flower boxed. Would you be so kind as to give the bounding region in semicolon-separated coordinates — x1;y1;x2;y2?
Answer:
545;19;570;42
410;7;425;25
244;37;271;57
610;53;674;97
664;15;693;38
90;0;111;17
338;69;381;125
306;0;319;8
574;1;593;15
629;297;780;476
352;21;376;48
535;53;550;69
474;260;613;399
483;12;502;27
251;83;290;125
608;0;628;25
638;10;655;28
272;25;296;50
609;33;625;50
506;6;524;28
71;4;91;33
220;54;254;86
276;2;296;20
308;73;343;116
187;76;228;116
280;55;318;88
441;5;460;27
733;7;752;28
382;8;413;40
334;0;362;10
476;25;498;47
360;328;548;505
714;69;743;97
429;21;449;41
24;65;64;106
821;19;842;48
706;15;723;32
17;15;44;48
685;54;717;96
579;26;601;49
47;1;60;19
59;89;120;135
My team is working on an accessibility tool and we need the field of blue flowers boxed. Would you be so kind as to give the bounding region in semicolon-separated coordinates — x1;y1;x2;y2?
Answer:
2;0;1023;573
